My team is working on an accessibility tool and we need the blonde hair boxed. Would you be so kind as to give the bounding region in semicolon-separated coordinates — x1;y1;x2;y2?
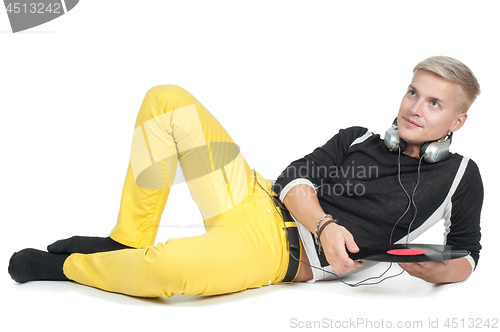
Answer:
413;56;480;113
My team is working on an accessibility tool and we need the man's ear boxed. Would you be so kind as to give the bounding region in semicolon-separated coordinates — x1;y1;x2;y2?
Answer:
450;113;467;132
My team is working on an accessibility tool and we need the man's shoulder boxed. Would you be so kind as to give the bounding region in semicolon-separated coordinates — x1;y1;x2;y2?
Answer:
341;126;369;135
454;154;482;180
442;153;483;189
447;152;480;170
337;126;383;147
336;126;373;142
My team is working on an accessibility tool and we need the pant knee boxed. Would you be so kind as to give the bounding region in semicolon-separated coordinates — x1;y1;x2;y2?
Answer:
144;85;193;103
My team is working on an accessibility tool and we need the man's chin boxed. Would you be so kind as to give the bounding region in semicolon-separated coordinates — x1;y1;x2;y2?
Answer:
399;129;422;144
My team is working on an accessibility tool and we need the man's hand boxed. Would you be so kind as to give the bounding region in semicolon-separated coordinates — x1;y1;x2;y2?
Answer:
399;261;452;283
399;257;472;283
283;184;364;275
320;222;363;274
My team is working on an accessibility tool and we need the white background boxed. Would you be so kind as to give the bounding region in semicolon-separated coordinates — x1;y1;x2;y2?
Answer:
1;1;499;331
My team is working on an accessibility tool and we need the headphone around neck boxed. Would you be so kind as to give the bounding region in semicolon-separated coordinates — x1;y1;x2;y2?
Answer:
384;118;452;163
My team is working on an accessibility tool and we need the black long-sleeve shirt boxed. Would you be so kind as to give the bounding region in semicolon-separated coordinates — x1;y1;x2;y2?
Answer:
272;127;483;281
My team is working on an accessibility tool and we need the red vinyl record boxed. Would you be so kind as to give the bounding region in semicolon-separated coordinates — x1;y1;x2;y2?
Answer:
348;244;470;263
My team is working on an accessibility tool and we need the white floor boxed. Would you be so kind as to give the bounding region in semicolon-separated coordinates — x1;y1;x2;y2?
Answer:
4;183;498;332
4;256;498;331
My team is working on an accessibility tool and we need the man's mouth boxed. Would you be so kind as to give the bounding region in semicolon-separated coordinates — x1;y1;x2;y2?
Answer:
403;117;422;128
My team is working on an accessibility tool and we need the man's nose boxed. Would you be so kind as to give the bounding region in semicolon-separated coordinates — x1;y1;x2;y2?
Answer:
408;99;423;117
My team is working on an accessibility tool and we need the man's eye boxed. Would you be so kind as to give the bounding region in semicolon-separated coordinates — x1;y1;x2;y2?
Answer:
409;90;416;96
431;101;439;107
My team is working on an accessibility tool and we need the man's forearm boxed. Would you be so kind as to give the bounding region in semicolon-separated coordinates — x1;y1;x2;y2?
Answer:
439;257;473;283
282;184;326;233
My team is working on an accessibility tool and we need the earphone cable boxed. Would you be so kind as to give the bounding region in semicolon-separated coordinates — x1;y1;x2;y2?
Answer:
405;154;425;246
389;146;412;246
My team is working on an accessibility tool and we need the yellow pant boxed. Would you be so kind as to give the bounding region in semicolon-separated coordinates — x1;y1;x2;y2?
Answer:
63;85;291;297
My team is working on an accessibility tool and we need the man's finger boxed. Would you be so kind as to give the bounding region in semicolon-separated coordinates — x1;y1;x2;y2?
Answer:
343;230;359;253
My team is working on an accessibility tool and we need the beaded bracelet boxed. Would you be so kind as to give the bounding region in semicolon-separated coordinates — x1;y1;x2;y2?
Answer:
314;214;332;248
317;218;339;244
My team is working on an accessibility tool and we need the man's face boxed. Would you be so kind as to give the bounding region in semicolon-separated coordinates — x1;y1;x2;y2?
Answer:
397;69;466;146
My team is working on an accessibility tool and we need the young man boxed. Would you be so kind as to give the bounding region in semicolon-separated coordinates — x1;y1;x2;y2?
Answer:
8;56;482;297
279;57;482;284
